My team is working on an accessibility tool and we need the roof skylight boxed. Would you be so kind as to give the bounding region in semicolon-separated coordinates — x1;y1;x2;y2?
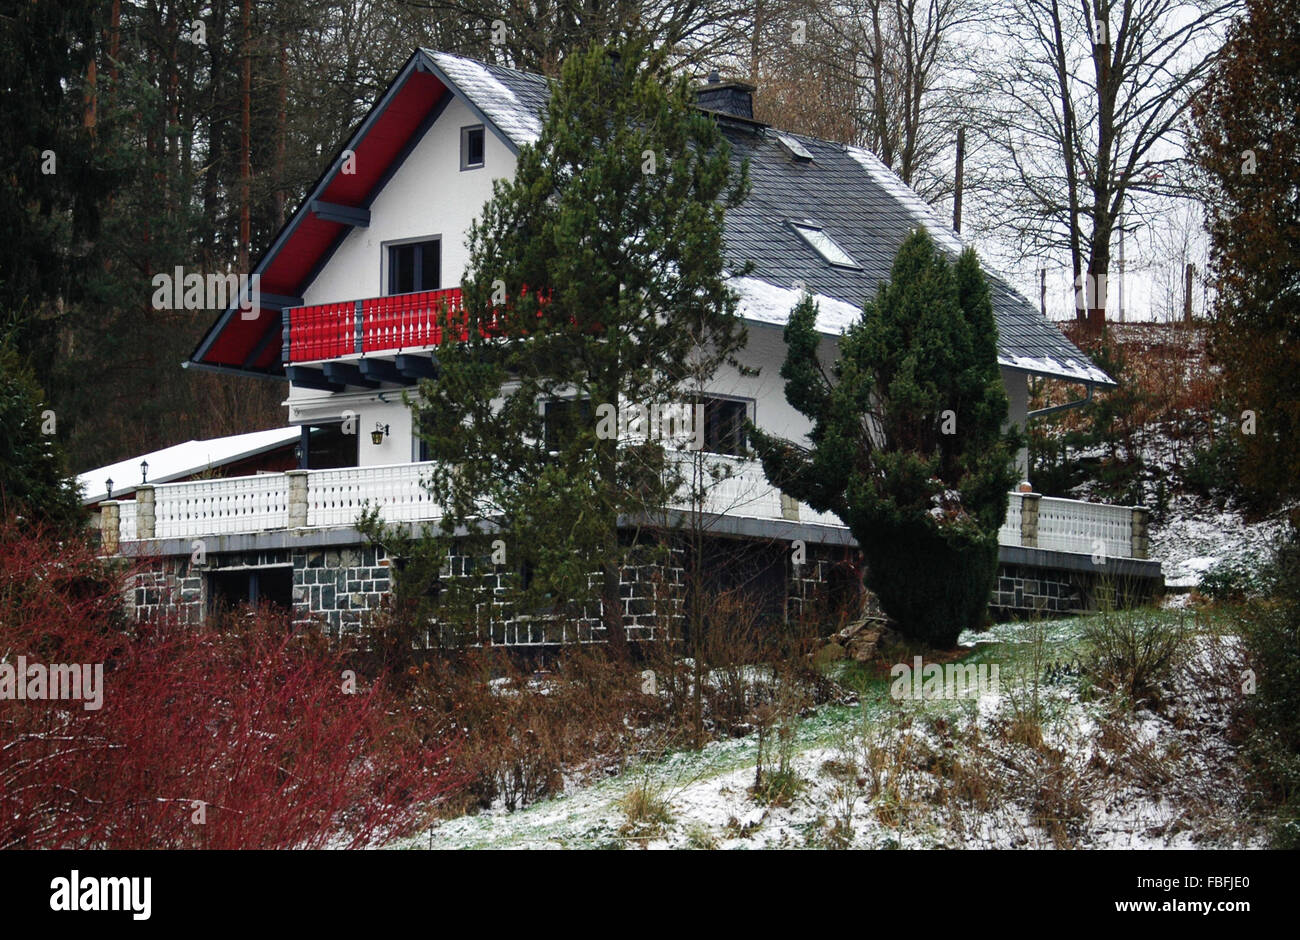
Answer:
791;222;859;268
775;132;813;162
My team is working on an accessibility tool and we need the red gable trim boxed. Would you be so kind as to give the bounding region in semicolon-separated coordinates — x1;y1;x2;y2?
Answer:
189;52;449;375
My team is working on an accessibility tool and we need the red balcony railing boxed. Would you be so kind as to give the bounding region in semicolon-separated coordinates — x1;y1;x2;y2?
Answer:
286;286;564;363
286;288;465;362
288;301;357;362
363;288;467;353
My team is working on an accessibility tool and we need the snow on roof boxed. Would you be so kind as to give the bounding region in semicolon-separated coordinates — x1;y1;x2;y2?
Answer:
844;145;965;254
729;275;863;334
77;426;300;504
995;353;1114;386
429;52;544;147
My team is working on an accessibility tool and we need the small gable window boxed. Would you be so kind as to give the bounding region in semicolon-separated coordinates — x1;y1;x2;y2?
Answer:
461;125;485;170
791;222;859;269
387;238;440;294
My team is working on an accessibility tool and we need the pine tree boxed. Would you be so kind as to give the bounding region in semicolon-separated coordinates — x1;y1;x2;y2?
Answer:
415;39;749;648
0;343;85;533
751;231;1020;647
1191;0;1300;510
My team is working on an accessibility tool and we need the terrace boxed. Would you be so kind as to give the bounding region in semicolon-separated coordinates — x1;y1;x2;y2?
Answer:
99;455;1152;564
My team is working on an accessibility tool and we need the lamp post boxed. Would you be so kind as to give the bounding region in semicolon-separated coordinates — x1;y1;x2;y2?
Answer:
140;460;149;484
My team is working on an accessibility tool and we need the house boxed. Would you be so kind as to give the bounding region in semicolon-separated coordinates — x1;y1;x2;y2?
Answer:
96;49;1162;640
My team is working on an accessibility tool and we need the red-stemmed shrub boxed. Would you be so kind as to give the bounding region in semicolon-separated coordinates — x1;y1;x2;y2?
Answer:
0;522;463;848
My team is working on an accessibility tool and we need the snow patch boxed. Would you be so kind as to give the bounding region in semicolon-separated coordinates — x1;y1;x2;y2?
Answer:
430;53;544;146
728;275;862;334
844;145;964;254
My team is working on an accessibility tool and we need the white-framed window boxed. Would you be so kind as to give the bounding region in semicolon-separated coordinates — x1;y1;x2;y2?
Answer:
692;395;753;457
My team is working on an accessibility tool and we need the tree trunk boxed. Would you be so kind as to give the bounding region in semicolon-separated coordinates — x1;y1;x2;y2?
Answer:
240;0;252;272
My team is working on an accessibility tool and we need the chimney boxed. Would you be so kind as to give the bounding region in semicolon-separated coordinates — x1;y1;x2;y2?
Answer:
695;70;756;120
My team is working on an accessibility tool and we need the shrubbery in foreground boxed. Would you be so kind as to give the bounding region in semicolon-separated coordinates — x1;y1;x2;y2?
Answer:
0;523;463;849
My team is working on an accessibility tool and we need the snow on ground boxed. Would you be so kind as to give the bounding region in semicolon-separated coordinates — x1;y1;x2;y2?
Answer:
1151;494;1290;590
399;617;1262;850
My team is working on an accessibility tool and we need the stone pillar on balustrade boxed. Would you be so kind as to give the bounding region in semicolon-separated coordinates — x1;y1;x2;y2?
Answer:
100;501;120;555
1130;507;1150;560
136;485;155;540
1019;490;1041;549
287;470;309;528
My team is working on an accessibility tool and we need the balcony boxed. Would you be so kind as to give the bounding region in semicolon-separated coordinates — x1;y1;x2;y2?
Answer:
99;457;1151;563
282;288;467;389
286;288;467;364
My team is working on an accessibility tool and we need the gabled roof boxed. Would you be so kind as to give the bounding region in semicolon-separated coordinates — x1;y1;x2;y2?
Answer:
189;49;1111;387
78;427;301;504
720;129;1112;385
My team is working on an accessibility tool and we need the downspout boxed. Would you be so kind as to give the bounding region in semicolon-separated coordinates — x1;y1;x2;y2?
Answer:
1027;381;1094;419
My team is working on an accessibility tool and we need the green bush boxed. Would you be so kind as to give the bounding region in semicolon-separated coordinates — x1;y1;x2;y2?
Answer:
1182;432;1243;506
1241;526;1300;846
861;524;997;647
1200;556;1272;602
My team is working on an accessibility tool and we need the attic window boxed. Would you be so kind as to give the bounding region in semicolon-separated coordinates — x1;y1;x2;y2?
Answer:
461;125;485;170
775;132;813;162
791;222;859;269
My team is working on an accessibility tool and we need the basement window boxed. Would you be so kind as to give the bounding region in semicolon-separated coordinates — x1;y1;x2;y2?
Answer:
461;125;485;170
791;222;859;269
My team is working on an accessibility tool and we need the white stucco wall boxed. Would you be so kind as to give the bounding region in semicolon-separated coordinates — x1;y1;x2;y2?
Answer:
301;94;515;307
288;93;515;465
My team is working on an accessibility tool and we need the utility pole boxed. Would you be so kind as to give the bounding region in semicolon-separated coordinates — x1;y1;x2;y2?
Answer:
953;127;965;233
1118;214;1125;322
1040;268;1047;318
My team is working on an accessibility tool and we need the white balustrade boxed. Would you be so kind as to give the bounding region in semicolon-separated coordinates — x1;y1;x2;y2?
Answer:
1035;496;1134;559
118;456;1143;560
999;492;1023;547
306;462;439;527
152;474;289;538
118;500;138;542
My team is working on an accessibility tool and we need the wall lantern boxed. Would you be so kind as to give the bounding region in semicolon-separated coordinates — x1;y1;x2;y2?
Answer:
371;423;390;445
140;460;149;484
105;478;114;499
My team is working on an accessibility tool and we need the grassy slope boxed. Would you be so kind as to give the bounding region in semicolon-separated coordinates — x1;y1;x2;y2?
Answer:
400;607;1263;850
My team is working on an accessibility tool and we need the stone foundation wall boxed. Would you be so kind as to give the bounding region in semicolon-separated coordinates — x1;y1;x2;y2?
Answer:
119;535;1158;643
991;564;1085;615
127;559;203;624
788;543;862;625
290;546;391;635
990;562;1160;615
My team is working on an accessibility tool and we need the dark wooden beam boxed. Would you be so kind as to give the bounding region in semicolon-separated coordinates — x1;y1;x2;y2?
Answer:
310;200;370;227
286;365;342;391
323;361;379;388
394;353;438;380
358;358;404;384
254;292;305;309
243;320;283;369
